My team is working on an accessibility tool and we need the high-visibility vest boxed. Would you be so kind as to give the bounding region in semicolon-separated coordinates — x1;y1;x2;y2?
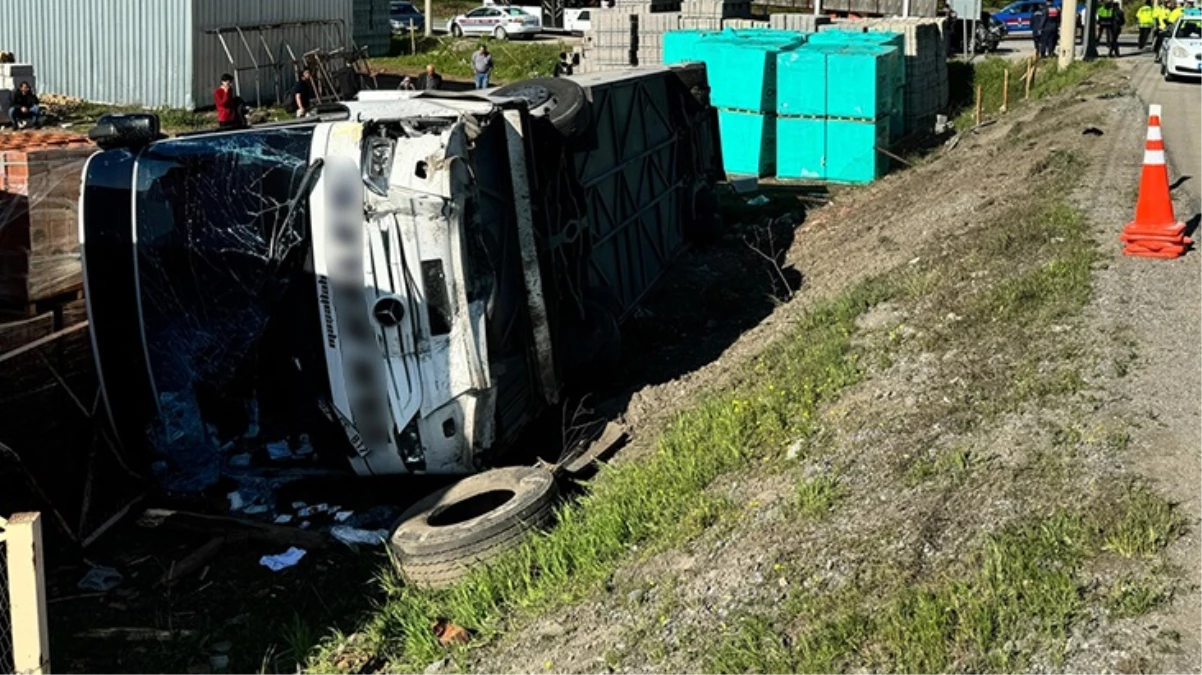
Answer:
1169;6;1184;21
1154;5;1170;27
1098;5;1114;20
1137;5;1156;25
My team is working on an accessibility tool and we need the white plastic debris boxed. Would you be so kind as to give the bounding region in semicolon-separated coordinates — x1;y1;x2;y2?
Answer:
291;501;306;510
746;195;770;206
228;453;252;468
299;521;311;529
331;526;387;547
227;491;245;511
313;503;330;513
243;504;270;515
273;514;293;524
334;510;354;523
259;547;306;572
297;506;314;517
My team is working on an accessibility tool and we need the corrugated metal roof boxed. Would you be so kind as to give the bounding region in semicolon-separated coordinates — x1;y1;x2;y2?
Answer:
0;0;193;108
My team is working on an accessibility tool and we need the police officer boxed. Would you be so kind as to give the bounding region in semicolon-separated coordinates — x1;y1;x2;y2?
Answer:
1137;0;1156;49
1108;0;1125;56
1031;1;1048;54
1043;1;1062;56
1153;0;1173;59
1096;0;1115;45
1168;1;1184;24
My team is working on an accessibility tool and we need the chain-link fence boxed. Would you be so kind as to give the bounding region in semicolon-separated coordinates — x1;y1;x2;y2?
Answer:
0;528;12;675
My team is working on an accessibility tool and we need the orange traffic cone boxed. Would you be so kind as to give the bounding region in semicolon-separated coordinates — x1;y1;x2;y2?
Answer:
1121;105;1189;259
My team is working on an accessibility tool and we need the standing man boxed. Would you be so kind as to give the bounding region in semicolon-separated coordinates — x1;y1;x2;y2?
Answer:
214;73;244;129
419;64;443;90
1136;0;1156;48
472;45;494;90
1107;0;1125;56
1096;0;1114;45
1043;1;1062;56
8;81;43;129
1152;1;1170;58
293;68;315;118
1031;1;1048;55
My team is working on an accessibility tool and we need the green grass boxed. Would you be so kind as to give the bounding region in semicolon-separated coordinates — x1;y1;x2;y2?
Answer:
708;490;1182;673
793;474;843;517
373;35;565;83
1101;484;1186;558
1105;574;1173;618
951;57;1117;131
309;277;897;672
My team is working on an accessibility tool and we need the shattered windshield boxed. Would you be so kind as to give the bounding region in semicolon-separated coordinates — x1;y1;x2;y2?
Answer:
134;127;316;491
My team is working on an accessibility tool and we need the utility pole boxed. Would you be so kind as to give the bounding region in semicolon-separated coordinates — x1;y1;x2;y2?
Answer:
1058;0;1079;66
1082;0;1101;59
425;0;433;37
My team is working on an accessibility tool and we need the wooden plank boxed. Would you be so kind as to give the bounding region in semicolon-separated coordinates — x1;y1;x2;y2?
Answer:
0;321;88;364
0;313;53;353
6;512;51;674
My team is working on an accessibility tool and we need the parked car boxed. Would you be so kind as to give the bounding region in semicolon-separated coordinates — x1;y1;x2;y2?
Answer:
1160;9;1202;81
448;6;542;39
564;7;592;32
990;0;1085;36
390;1;425;33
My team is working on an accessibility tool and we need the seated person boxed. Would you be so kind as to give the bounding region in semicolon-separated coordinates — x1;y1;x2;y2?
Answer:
8;81;44;129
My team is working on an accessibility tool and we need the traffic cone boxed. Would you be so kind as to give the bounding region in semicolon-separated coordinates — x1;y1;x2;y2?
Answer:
1120;105;1189;259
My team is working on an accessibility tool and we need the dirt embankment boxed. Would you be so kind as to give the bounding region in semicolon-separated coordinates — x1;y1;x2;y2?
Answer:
465;66;1200;674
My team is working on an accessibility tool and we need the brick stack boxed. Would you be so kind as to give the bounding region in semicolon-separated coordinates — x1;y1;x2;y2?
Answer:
0;132;94;312
581;0;757;71
767;13;833;31
862;18;947;136
809;16;947;135
680;0;750;29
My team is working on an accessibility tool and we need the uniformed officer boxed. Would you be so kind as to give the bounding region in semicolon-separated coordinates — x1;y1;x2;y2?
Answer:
1137;0;1156;49
1031;1;1048;54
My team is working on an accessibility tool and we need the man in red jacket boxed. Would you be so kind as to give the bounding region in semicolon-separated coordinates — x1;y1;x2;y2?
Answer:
213;73;244;129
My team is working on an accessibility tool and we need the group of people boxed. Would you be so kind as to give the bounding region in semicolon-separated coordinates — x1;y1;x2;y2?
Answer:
1145;0;1191;56
1030;1;1064;57
1028;0;1191;61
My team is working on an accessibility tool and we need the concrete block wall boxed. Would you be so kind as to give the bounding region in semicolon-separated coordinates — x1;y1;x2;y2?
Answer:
582;0;757;72
860;18;948;134
767;13;832;31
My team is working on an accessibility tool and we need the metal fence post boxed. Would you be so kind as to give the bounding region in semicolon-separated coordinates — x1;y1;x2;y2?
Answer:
6;513;48;675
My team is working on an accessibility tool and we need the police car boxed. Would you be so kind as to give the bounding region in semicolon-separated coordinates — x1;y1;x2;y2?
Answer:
448;5;542;39
990;0;1085;36
1160;9;1202;80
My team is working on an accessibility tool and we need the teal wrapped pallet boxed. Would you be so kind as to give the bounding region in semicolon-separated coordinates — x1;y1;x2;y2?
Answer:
698;30;805;112
826;117;890;183
776;45;826;116
718;109;776;177
664;30;719;64
824;45;895;120
777;117;826;180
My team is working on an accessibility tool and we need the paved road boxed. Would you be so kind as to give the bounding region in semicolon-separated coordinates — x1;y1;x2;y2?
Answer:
1130;56;1202;209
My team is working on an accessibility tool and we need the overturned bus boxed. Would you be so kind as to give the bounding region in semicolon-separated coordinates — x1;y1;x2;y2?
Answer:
80;64;723;584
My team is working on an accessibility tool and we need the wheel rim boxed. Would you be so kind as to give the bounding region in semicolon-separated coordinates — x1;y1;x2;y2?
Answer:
500;83;550;107
495;27;506;39
452;24;462;36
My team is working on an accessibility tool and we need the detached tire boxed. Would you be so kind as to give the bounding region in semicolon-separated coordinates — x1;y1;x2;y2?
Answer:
389;466;558;589
493;77;590;140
